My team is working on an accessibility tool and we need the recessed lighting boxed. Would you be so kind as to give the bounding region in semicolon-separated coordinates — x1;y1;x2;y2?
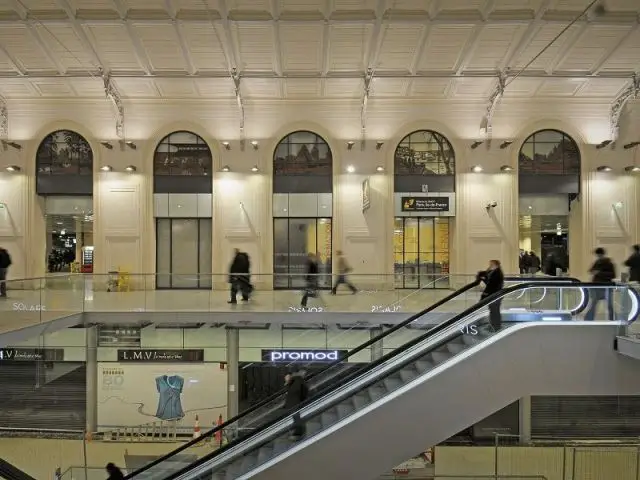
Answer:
376;165;384;172
100;165;112;172
500;141;513;149
500;165;513;172
624;142;640;150
596;140;612;149
251;165;259;172
222;141;231;150
376;141;384;150
625;166;640;172
347;141;355;150
125;141;137;150
221;165;230;172
100;141;113;149
471;165;483;173
125;165;136;172
471;141;483;149
1;140;21;150
596;166;612;172
5;165;20;172
251;140;259;150
346;165;355;173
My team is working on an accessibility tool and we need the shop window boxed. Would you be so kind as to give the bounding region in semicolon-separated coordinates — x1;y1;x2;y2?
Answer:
519;129;580;175
273;130;332;177
154;131;212;176
394;130;455;176
36;130;93;175
393;217;450;289
273;218;332;289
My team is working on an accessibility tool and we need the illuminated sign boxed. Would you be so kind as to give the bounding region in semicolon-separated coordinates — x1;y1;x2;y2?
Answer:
262;349;348;363
117;349;204;362
0;348;64;361
401;196;450;212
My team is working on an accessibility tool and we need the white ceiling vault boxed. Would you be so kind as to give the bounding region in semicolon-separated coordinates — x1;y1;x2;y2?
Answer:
0;0;637;103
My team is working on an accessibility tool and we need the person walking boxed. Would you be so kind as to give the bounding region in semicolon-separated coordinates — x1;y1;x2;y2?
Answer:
105;463;125;480
0;246;12;298
228;248;252;304
528;251;541;274
477;259;505;332
331;250;357;295
301;253;319;308
283;371;309;441
624;244;640;282
585;247;616;321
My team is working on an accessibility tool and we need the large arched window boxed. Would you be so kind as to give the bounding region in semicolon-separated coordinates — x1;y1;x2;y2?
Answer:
274;130;332;177
394;130;455;176
154;131;212;176
519;130;580;175
36;130;93;175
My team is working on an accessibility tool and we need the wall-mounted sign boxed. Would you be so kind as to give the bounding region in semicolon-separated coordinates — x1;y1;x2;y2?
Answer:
117;349;204;362
401;196;450;212
262;349;348;363
362;178;371;212
0;348;64;361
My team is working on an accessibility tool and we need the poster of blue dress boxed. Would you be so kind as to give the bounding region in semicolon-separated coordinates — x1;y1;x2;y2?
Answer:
96;363;227;431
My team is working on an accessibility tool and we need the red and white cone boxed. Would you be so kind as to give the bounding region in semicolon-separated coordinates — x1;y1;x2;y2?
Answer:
193;415;201;439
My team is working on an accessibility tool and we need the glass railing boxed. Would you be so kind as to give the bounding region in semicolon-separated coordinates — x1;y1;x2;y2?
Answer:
122;277;588;479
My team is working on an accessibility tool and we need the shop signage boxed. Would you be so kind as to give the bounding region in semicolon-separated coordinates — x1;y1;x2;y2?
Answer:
362;178;371;212
401;196;450;212
0;348;64;361
262;349;348;363
117;349;204;362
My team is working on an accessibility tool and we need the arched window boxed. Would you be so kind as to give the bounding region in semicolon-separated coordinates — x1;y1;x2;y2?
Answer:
36;130;93;175
154;131;212;176
394;130;455;176
273;130;332;176
519;130;580;175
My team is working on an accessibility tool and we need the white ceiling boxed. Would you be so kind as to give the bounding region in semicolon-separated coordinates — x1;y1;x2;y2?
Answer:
0;0;638;100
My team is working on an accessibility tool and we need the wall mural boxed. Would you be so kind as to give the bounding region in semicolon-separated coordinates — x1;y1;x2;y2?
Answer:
36;130;93;175
394;130;455;176
154;131;212;176
519;129;580;175
273;130;332;176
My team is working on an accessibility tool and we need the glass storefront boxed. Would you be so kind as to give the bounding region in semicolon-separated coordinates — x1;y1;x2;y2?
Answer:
393;217;450;289
273;218;332;289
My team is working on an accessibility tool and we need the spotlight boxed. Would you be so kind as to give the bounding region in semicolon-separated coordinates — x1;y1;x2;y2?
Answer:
125;165;137;172
471;141;483;149
347;141;355;150
624;166;640;172
500;165;513;172
100;165;112;172
376;165;384;172
1;140;21;150
624;142;640;150
251;165;259;172
100;141;113;149
596;140;612;149
251;140;259;150
471;165;483;173
5;165;20;172
346;165;355;173
222;141;231;150
125;141;137;150
596;166;612;172
221;165;230;172
376;141;384;150
500;141;513;149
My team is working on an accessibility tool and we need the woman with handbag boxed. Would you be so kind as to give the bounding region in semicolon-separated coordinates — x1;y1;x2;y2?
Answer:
331;250;357;294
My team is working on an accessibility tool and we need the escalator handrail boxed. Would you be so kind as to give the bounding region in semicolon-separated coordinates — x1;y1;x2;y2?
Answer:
168;281;639;480
125;276;580;479
0;459;37;480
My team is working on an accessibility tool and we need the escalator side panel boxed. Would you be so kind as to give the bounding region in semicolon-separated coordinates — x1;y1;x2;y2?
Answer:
250;324;640;480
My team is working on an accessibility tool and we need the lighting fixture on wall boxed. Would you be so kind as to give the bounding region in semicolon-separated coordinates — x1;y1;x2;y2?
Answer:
100;141;113;149
624;142;640;149
500;165;513;172
100;165;112;172
346;165;355;173
222;141;231;150
251;140;259;150
596;165;612;172
471;165;483;173
1;140;21;150
125;141;137;150
624;166;640;172
221;165;230;172
125;165;137;172
376;165;384;172
500;141;513;149
596;140;612;149
471;141;483;149
5;165;20;172
251;165;259;172
347;141;355;150
376;141;384;150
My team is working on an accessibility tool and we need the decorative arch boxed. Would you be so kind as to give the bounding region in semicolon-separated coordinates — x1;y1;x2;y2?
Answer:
153;131;212;176
394;130;455;176
273;130;332;176
36;129;93;175
518;129;580;175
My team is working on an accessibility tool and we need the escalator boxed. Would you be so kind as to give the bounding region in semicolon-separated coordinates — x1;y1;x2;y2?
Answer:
0;459;36;480
124;276;587;479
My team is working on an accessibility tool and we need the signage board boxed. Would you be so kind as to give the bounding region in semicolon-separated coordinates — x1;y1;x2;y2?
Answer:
362;178;371;212
117;349;204;362
261;349;348;363
401;196;450;212
0;348;64;361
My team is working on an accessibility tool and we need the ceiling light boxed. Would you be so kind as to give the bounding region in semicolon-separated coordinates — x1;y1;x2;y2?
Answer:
251;140;259;150
625;166;640;172
346;165;355;173
376;141;384;150
500;165;513;172
347;141;355;150
5;165;20;172
100;141;113;149
500;141;513;149
125;141;137;150
221;165;230;172
624;142;640;150
100;165;112;172
471;141;483;149
125;165;137;172
251;165;259;172
471;165;483;173
222;141;231;150
376;165;384;172
1;140;21;150
596;166;612;172
596;140;612;149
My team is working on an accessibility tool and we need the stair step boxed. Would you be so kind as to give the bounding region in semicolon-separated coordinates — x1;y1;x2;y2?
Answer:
415;359;433;372
432;351;451;364
336;401;356;419
320;410;339;428
446;342;466;354
367;384;386;401
398;367;418;384
256;444;273;466
352;392;370;410
383;376;402;393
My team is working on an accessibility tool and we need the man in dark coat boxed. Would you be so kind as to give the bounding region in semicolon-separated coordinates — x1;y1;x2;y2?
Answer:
284;371;309;440
228;248;252;304
477;259;505;331
0;246;12;298
624;244;640;282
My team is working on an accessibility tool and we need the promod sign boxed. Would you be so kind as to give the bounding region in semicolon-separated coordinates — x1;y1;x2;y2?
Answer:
401;196;449;212
262;349;348;363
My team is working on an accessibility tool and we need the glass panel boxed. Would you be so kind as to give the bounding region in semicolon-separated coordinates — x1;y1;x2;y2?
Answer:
393;218;404;288
273;218;290;288
435;218;450;288
317;218;332;288
403;218;419;289
36;130;93;175
154;131;212;176
199;219;212;289
519;130;580;175
418;218;434;285
156;219;171;288
273;130;332;176
288;219;315;289
394;130;455;175
170;219;199;288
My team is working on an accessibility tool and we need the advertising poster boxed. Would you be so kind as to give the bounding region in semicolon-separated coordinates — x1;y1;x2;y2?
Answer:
97;363;227;431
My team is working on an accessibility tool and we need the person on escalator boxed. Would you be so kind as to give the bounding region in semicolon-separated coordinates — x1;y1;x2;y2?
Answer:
585;247;616;321
105;463;125;480
477;259;505;332
284;371;309;441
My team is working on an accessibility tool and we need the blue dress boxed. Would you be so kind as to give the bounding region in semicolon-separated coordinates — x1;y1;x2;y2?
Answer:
155;375;185;420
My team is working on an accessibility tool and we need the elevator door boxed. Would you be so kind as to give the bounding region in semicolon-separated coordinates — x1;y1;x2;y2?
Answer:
156;218;212;289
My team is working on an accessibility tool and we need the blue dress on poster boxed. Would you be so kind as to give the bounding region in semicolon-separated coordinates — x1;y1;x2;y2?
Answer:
155;375;185;420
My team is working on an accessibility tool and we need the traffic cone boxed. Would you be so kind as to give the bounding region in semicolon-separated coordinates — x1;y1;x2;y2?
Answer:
193;415;201;439
215;414;223;445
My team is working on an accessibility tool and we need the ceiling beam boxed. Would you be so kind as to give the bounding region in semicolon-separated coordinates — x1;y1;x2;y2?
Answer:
593;24;639;75
409;25;431;75
164;0;197;75
109;0;152;74
270;0;283;77
25;23;66;74
0;44;26;76
545;23;589;74
0;95;8;139
454;25;484;76
320;0;332;76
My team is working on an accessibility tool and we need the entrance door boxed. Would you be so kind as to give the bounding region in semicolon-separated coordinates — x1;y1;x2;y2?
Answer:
156;218;212;289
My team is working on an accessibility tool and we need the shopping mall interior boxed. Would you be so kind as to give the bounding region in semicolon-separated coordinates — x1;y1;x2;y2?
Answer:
1;0;640;479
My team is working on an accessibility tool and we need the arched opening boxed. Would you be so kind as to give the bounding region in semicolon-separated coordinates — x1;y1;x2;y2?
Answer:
518;129;581;275
272;130;333;290
36;130;94;274
153;131;213;289
393;130;455;289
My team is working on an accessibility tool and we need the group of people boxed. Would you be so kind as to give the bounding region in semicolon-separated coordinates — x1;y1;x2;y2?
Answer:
518;250;565;276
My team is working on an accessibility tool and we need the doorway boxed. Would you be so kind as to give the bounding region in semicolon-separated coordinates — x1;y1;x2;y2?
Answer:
519;214;569;274
156;218;212;289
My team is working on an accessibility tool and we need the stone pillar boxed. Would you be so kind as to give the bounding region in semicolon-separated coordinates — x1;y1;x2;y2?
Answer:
85;326;98;434
75;218;83;266
226;327;240;418
518;396;532;444
370;327;384;361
